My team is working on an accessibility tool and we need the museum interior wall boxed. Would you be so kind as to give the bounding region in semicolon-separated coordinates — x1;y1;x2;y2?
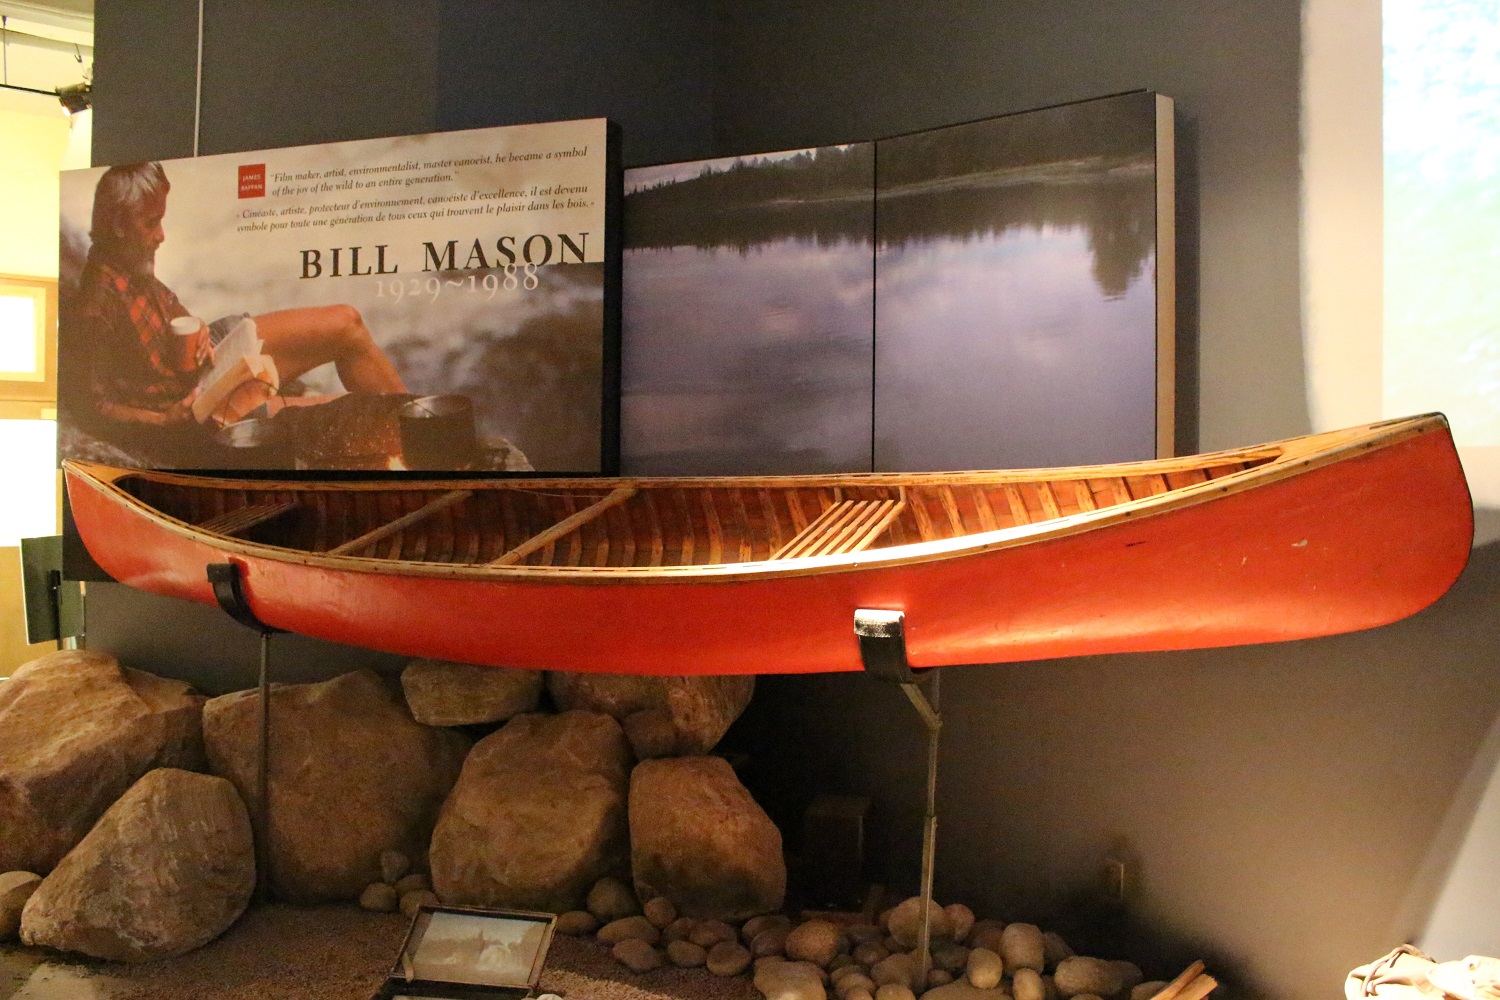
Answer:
78;2;1500;999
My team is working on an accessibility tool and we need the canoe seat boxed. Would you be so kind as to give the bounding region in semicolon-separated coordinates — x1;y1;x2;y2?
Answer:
197;500;299;537
771;499;906;560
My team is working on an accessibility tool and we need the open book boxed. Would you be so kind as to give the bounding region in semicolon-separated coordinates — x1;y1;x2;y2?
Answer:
191;318;279;425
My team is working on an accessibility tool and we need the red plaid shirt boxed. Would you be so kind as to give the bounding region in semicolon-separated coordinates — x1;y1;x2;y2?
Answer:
76;255;196;414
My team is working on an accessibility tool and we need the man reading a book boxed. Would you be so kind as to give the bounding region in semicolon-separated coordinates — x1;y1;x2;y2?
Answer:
74;161;407;430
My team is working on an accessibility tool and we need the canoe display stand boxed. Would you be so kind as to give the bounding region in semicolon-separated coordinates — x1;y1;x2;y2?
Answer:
207;561;278;902
856;609;942;984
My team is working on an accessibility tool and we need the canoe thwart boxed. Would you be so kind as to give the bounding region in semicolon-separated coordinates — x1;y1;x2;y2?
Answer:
326;489;472;557
490;486;639;566
772;498;906;560
197;499;299;537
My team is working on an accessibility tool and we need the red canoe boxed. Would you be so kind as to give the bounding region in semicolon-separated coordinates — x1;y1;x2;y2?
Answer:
63;414;1473;675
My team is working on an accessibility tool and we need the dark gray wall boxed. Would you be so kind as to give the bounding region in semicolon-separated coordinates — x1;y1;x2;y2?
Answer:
81;3;1500;999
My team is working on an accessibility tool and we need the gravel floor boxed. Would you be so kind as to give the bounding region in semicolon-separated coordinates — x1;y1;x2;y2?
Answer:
0;904;762;1000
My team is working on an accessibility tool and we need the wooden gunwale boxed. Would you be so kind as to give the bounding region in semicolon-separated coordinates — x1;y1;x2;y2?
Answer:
63;416;1450;586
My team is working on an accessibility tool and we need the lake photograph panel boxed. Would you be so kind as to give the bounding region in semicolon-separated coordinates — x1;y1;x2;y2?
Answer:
621;145;876;475
873;92;1164;472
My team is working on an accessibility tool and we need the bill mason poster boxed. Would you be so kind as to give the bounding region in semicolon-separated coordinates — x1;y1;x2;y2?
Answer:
57;118;619;473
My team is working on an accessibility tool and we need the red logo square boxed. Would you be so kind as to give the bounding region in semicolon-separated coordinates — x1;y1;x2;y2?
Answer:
238;164;267;198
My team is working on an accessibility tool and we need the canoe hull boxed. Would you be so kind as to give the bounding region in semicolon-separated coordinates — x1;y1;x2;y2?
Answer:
64;424;1473;674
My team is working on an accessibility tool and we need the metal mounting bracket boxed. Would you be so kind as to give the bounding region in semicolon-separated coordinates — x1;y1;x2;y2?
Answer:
207;562;283;635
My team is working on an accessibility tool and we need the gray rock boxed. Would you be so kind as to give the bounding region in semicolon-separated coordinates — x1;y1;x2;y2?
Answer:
835;972;877;998
629;756;785;922
847;923;884;945
933;942;971;971
708;940;754;977
752;925;790;957
1042;932;1074;968
401;659;543;726
204;670;468;903
967;947;1005;989
0;871;42;941
853;940;889;966
380;849;411;885
945;904;976;944
19;768;252;961
668;939;709;968
599;915;661;945
663;916;698;943
588;875;641;922
614;938;663;973
0;650;205;874
923;980;1011;1000
690;918;739;949
644;895;677;928
786;918;846;967
1000;923;1045;974
756;958;828;1000
1053;957;1124;999
401;888;439;918
623;708;682;759
1109;961;1145;991
556;910;600;936
1015;969;1047;1000
968;920;1005;955
744;913;794;941
359;882;399;912
871;952;920;991
394;872;431;896
887;896;955;948
548;673;755;754
430;711;630;912
928;970;956;989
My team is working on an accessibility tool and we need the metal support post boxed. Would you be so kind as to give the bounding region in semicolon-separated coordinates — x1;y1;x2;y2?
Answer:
855;609;942;987
207;562;282;902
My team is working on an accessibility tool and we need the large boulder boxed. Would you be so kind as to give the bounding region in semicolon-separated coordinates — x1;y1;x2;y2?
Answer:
547;673;755;756
0;649;205;874
19;768;254;961
430;710;632;912
202;669;469;902
630;756;785;921
400;659;544;727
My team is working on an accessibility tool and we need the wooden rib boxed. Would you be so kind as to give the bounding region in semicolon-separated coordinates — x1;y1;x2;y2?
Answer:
1147;962;1207;1000
758;489;784;556
909;490;939;541
641;491;664;567
327;490;471;557
489;487;637;567
772;499;906;560
563;495;585;567
734;489;754;562
1108;477;1134;505
1001;484;1031;526
937;487;965;536
675;490;695;565
616;503;636;567
197;499;299;537
973;488;1000;532
786;491;812;534
1035;481;1062;520
703;491;724;564
1072;481;1097;512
